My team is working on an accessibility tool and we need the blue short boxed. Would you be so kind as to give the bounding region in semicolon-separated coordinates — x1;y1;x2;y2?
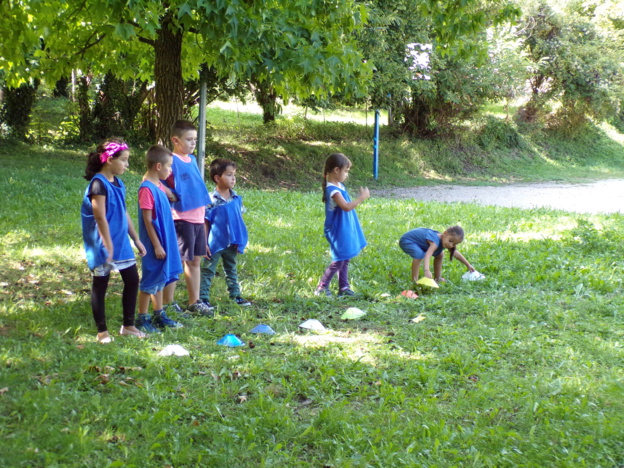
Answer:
399;238;426;260
140;281;166;295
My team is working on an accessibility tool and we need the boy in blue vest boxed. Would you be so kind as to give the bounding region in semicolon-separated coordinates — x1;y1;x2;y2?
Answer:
136;145;184;332
162;120;213;316
199;158;251;309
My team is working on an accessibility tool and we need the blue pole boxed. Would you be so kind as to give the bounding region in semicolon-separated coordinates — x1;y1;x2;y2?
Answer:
373;109;380;180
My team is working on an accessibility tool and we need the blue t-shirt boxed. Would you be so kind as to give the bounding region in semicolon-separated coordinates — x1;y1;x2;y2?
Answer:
81;174;134;270
400;228;444;257
323;183;367;261
205;189;248;255
138;180;183;290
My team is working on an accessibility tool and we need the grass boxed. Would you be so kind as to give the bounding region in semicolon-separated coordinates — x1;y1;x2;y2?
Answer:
1;142;624;466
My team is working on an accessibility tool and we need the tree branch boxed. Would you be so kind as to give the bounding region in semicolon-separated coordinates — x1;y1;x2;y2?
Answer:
75;32;107;59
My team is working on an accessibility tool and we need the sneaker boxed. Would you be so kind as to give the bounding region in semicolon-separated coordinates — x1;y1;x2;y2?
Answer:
165;302;190;319
153;310;184;329
187;301;214;317
135;314;161;333
338;288;356;297
314;287;332;297
234;297;251;306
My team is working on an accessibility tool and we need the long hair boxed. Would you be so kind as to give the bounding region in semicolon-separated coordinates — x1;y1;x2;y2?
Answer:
322;153;351;202
84;137;128;181
445;225;464;262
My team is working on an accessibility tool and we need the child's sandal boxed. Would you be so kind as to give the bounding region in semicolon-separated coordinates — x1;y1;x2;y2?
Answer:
119;326;147;338
97;331;114;344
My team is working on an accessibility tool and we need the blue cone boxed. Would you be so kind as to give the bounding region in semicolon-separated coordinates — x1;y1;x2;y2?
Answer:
217;334;245;347
250;324;276;335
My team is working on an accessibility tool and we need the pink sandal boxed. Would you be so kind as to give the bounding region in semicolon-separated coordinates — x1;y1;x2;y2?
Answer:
119;326;146;338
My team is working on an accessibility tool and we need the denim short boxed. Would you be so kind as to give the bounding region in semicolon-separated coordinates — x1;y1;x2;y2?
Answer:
398;238;426;260
140;281;166;295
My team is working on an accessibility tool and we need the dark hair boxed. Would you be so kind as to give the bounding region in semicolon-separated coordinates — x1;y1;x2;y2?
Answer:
209;158;236;184
322;153;351;202
445;225;465;262
171;120;197;138
84;137;128;181
146;144;172;169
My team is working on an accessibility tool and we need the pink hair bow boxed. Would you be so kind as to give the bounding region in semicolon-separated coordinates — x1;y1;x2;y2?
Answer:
100;142;129;163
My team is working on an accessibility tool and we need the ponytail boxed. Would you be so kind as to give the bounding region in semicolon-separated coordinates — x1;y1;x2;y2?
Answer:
84;137;128;181
445;225;465;262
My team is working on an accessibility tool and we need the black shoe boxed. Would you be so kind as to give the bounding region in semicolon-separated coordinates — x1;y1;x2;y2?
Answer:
337;288;356;297
234;297;251;306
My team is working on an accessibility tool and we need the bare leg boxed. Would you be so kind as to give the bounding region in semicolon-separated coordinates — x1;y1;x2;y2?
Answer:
138;291;151;315
150;289;164;311
163;281;177;304
411;259;422;282
184;257;202;305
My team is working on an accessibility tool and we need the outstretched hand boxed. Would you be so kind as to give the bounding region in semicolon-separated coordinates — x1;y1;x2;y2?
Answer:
358;187;370;201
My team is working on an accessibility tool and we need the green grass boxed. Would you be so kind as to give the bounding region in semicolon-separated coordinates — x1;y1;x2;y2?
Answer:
1;144;624;466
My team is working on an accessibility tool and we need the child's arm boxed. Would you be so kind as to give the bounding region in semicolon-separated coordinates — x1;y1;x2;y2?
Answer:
126;212;146;257
161;173;179;202
332;187;370;212
453;251;475;272
142;209;166;259
92;195;114;264
422;241;439;279
204;219;212;259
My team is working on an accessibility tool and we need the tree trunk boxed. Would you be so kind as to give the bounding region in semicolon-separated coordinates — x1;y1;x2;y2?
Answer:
251;79;279;124
154;13;184;145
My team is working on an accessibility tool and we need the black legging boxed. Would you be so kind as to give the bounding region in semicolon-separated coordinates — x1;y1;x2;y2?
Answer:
91;264;139;333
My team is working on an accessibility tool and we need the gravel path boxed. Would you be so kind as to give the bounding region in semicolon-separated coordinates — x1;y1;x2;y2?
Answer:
373;179;624;214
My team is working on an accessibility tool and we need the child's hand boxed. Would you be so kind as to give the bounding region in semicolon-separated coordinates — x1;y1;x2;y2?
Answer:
135;240;147;257
467;265;476;272
424;270;433;279
155;246;166;259
205;245;212;260
358;187;370;201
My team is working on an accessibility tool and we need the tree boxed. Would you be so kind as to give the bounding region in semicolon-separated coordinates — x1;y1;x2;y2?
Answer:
356;0;521;135
0;0;370;142
516;0;624;126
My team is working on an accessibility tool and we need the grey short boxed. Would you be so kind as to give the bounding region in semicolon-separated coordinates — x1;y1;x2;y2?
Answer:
174;221;206;261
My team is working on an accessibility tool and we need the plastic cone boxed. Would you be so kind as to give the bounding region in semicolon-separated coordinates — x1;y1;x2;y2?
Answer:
217;334;245;347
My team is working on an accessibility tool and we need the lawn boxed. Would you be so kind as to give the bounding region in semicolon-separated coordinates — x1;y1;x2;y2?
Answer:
1;142;623;467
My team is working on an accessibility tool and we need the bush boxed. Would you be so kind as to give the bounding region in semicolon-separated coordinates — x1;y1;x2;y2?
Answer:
475;115;522;150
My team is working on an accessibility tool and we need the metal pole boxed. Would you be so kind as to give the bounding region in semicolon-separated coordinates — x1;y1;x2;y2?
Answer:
197;74;207;180
373;109;380;180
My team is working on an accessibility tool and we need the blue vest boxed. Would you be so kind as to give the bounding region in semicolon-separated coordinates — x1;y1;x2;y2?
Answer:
138;181;183;290
165;154;210;213
324;184;367;261
206;192;248;255
81;174;134;270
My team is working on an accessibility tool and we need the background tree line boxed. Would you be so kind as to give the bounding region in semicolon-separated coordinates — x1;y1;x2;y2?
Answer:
0;0;623;144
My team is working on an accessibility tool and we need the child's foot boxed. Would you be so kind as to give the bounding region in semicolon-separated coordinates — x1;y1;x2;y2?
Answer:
165;301;191;319
119;325;147;338
135;314;161;334
338;288;356;297
187;301;214;317
234;297;251;306
153;309;184;329
96;331;114;344
314;287;332;297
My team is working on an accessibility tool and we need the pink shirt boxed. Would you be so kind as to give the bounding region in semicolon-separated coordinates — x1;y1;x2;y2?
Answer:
166;153;206;224
138;182;167;219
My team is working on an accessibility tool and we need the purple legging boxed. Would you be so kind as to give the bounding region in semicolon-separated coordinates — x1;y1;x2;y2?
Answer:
318;259;350;291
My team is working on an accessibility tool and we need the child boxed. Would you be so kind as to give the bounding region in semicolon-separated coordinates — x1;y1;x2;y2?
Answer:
136;145;184;333
315;153;369;297
81;138;147;343
162;120;213;316
199;158;251;308
399;226;475;283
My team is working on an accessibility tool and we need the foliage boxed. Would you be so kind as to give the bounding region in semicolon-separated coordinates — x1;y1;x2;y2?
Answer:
0;0;370;140
357;0;521;136
1;145;624;466
0;82;39;141
516;0;624;127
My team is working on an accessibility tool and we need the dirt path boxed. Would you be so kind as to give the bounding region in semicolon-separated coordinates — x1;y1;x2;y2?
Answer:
373;179;624;214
